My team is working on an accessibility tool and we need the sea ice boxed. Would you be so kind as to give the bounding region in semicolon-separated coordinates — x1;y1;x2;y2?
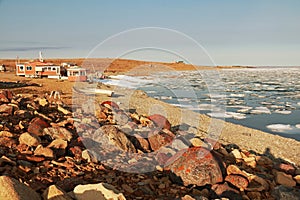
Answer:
266;124;293;132
274;110;292;115
251;107;271;114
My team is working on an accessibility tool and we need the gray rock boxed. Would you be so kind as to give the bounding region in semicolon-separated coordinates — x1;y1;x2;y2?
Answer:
272;185;300;200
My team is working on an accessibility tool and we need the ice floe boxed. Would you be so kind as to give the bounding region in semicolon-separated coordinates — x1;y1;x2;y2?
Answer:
250;107;271;114
274;110;292;115
266;124;293;132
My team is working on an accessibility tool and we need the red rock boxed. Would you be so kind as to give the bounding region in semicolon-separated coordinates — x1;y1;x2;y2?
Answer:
0;94;9;103
225;174;249;190
276;163;296;175
69;146;82;159
28;117;50;136
100;101;119;110
133;134;150;152
165;147;223;187
148;114;171;130
0;137;16;148
0;104;13;115
23;155;45;162
0;90;13;103
148;129;175;151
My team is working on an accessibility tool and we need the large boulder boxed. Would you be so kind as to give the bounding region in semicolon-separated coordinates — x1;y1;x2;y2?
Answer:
93;125;136;153
165;147;224;187
0;176;41;200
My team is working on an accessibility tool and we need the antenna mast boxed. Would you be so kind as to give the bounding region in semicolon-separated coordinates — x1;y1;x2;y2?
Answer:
39;51;44;62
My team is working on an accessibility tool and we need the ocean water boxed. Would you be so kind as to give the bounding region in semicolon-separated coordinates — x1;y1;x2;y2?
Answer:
100;67;300;141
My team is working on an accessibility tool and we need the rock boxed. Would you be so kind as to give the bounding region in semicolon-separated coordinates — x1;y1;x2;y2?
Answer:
165;147;223;186
294;175;300;184
246;192;262;200
73;182;126;200
48;139;68;149
43;185;72;200
225;174;248;190
100;101;119;110
34;145;54;158
94;125;136;153
148;129;175;151
57;105;71;115
132;134;150;152
255;155;273;166
0;176;41;200
0;136;17;148
272;185;300;200
211;182;242;200
38;98;48;107
226;165;246;176
43;127;73;141
246;174;270;192
0;155;16;166
121;184;134;193
82;149;97;163
0;104;13;115
148;114;171;130
0;130;13;137
171;138;189;150
28;117;50;136
114;112;129;126
276;163;296;175
190;137;203;147
230;149;242;160
19;132;41;147
0;92;10;103
274;170;296;187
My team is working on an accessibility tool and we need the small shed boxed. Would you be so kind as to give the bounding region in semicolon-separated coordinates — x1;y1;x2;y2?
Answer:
67;67;87;82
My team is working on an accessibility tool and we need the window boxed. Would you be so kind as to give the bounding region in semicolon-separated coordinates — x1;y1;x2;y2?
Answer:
19;66;24;71
26;66;32;70
52;67;56;71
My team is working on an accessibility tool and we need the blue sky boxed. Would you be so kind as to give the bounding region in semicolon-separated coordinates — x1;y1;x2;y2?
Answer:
0;0;299;66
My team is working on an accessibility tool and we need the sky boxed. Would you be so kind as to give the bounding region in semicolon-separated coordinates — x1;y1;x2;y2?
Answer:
0;0;300;66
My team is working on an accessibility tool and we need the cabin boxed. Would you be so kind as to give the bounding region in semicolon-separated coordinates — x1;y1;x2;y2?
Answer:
16;61;61;78
67;66;87;82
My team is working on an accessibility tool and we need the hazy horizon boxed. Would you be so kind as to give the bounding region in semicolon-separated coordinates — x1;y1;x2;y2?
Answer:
1;0;300;66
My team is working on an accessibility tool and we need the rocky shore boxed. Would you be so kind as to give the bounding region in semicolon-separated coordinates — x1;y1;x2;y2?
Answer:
0;89;300;199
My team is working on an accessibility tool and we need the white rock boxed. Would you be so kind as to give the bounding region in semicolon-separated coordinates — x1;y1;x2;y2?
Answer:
74;183;126;200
